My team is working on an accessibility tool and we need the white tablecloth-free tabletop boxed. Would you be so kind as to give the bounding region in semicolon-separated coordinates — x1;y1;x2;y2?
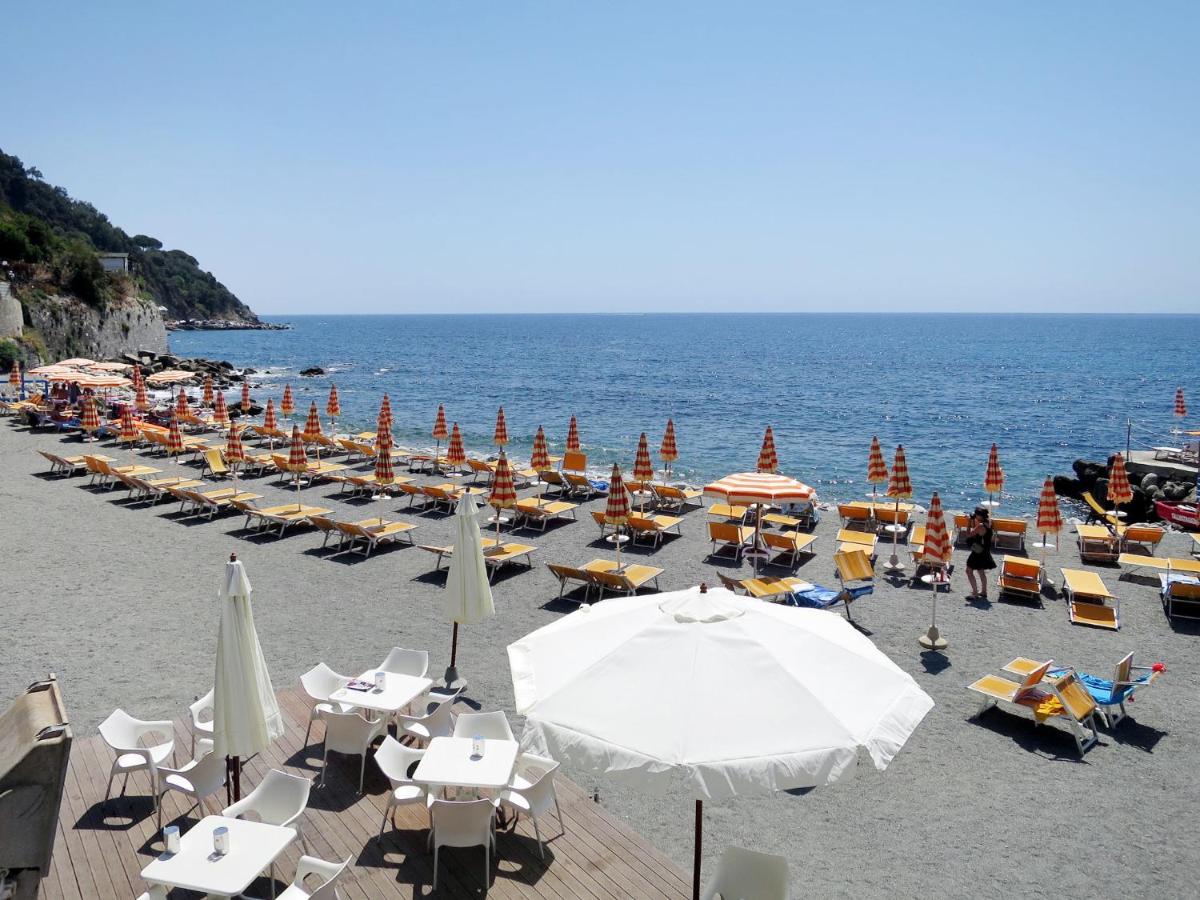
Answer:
329;669;432;715
412;736;519;791
140;815;295;897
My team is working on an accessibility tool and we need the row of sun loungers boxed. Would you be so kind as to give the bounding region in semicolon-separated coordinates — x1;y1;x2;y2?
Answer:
546;559;664;601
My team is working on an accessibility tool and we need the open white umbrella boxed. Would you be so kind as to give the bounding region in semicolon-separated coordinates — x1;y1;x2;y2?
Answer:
508;584;933;898
441;494;495;691
212;553;284;801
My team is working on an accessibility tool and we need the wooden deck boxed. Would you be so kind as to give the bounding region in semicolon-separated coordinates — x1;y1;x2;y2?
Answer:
40;688;691;899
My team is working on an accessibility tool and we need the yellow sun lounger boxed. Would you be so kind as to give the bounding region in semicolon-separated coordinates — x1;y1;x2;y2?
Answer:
1002;653;1163;728
546;563;599;601
627;514;683;548
421;539;537;581
998;556;1042;604
37;450;88;477
1081;491;1122;527
514;498;578;531
707;503;749;522
1061;568;1120;630
652;484;703;512
708;521;755;559
334;519;419;557
836;528;877;557
968;661;1099;755
1161;579;1200;623
582;559;663;598
1075;523;1120;563
736;575;808;600
1117;553;1200;578
760;530;818;570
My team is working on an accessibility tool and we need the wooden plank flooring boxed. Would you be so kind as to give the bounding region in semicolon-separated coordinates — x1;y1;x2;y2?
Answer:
40;688;691;899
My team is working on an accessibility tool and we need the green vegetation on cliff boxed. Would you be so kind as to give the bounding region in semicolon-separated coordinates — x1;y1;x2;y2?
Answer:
0;149;257;321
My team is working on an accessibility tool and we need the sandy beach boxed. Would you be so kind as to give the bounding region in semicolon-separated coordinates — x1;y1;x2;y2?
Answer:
3;418;1198;898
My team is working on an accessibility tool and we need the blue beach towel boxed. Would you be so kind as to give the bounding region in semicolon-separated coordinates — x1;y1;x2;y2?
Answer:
1047;668;1151;706
787;583;872;609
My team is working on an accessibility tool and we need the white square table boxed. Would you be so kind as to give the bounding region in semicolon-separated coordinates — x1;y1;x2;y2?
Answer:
140;815;295;898
328;669;432;715
412;736;519;791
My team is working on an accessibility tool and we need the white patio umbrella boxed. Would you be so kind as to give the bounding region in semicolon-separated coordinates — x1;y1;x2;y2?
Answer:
508;584;933;899
441;493;495;691
212;553;284;802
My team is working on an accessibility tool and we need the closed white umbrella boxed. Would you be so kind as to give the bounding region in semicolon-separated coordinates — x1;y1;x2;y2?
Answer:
508;584;933;898
212;553;284;801
441;494;495;691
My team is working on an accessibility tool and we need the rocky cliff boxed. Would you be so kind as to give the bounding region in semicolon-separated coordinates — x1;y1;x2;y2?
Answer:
18;289;167;363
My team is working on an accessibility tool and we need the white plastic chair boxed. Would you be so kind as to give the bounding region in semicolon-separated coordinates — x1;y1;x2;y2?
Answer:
187;688;214;756
300;663;353;748
320;710;384;792
379;646;430;678
373;736;428;838
700;845;790;900
223;768;312;852
396;697;455;747
156;739;227;829
453;710;515;742
135;886;168;900
278;855;351;899
98;709;175;812
429;798;497;891
498;753;563;858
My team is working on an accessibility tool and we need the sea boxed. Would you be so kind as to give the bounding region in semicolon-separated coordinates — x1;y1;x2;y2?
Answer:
168;313;1200;515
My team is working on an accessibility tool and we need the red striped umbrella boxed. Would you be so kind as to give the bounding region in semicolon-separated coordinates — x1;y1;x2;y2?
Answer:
281;384;295;418
9;360;21;394
326;385;341;420
605;464;632;569
983;443;1004;504
80;395;101;438
135;377;149;412
302;401;323;441
373;427;395;521
530;425;551;471
212;392;230;429
489;450;518;543
263;398;278;431
175;388;189;418
166;415;185;457
660;419;678;478
241;381;252;411
287;424;308;508
756;426;778;474
1034;476;1063;569
633;432;654;482
432;404;449;441
1107;453;1133;509
119;406;139;444
446;422;467;469
867;436;889;496
379;393;393;430
704;471;814;506
1175;387;1187;418
226;424;247;488
884;445;912;570
494;407;509;448
566;416;581;452
919;492;952;648
202;374;214;407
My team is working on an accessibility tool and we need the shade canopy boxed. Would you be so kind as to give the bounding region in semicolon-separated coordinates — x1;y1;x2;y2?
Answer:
444;493;496;626
302;402;322;440
202;375;214;406
263;399;278;431
212;393;230;429
509;586;933;800
489;451;518;509
147;370;196;384
374;428;395;485
703;472;814;506
212;558;284;759
326;385;341;418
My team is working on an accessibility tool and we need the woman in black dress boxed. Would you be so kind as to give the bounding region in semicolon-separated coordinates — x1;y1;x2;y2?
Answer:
964;505;997;600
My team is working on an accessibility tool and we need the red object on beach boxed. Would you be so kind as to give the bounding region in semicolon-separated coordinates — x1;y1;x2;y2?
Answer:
135;376;150;412
887;445;912;499
530;425;551;471
605;464;632;525
489;450;518;510
263;398;278;431
281;384;295;417
984;444;1004;496
923;493;952;566
432;404;449;441
166;415;185;457
633;432;655;482
175;388;189;418
202;374;214;407
302;401;323;441
9;360;20;391
225;424;248;465
241;381;252;411
287;424;308;471
703;471;815;505
446;422;467;467
494;407;509;448
1036;477;1063;536
212;392;230;429
1175;387;1187;418
378;393;393;430
756;426;778;474
659;419;678;476
326;385;340;419
118;406;139;443
867;436;889;487
566;416;581;452
374;428;395;486
1107;453;1133;508
80;396;101;434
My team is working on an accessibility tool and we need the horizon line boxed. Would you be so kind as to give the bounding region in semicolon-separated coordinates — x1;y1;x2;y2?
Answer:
249;310;1200;318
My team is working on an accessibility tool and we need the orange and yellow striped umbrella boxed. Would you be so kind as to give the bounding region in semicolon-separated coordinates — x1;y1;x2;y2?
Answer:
867;436;889;486
494;407;509;448
703;471;815;505
379;393;393;430
175;388;189;418
432;404;449;441
660;419;678;464
135;376;149;411
8;360;20;393
241;381;252;411
302;401;323;441
326;385;341;419
225;424;248;465
530;425;551;471
489;450;518;510
263;398;278;431
80;395;101;435
605;463;632;568
374;427;395;486
565;416;581;452
446;422;467;468
281;384;295;418
119;406;139;444
287;424;308;507
1175;387;1187;418
212;392;230;429
756;426;778;474
1036;477;1062;536
984;444;1004;496
166;415;185;457
923;493;952;566
887;445;912;499
202;374;214;407
1107;453;1132;508
633;432;654;481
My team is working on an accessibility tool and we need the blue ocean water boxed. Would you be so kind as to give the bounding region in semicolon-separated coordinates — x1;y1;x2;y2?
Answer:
169;314;1199;514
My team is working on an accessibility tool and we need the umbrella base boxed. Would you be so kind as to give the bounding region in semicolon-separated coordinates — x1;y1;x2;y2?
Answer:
883;555;906;573
1031;540;1055;550
979;499;1001;509
918;626;948;650
438;666;468;694
605;534;630;545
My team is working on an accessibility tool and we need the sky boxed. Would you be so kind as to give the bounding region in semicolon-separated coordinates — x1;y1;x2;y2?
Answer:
5;2;1199;315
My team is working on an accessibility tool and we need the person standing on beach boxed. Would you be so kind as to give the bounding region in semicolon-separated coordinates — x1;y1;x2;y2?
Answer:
964;505;996;600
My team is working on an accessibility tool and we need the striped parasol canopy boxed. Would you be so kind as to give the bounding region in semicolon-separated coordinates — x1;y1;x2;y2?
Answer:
494;407;509;448
225;425;248;465
1036;477;1063;535
1175;387;1187;418
326;385;341;419
176;388;190;418
241;381;252;410
302;401;323;441
530;425;551;471
118;406;139;444
287;424;308;471
756;426;778;474
923;493;952;566
376;406;390;439
633;432;655;482
1107;453;1133;507
867;436;889;485
659;419;679;465
202;375;214;407
433;404;449;441
135;376;150;411
166;415;185;457
605;464;631;525
984;444;1004;494
489;450;518;510
8;360;20;391
212;392;230;429
703;471;815;506
566;416;581;452
80;395;101;434
281;384;295;417
446;422;467;467
374;427;395;486
263;398;278;431
887;445;912;499
379;393;393;430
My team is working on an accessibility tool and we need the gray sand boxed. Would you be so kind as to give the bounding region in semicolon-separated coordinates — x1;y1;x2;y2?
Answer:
3;420;1198;898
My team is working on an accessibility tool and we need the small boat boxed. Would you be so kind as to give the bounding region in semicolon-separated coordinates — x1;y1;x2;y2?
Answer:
1154;500;1198;529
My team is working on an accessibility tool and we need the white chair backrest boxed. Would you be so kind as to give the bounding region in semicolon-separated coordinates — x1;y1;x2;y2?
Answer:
324;710;381;753
374;735;424;785
301;663;349;703
380;647;430;678
414;697;455;734
189;689;215;726
99;709;163;751
701;845;789;900
238;769;310;825
183;750;228;795
431;798;495;849
453;710;514;741
514;755;559;814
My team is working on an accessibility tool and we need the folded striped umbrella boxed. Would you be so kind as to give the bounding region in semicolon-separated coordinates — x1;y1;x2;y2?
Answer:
212;392;230;429
433;404;449;441
374;427;395;486
135;376;150;411
494;407;509;448
446;422;467;468
659;419;678;477
175;388;190;418
566;416;581;452
1036;477;1062;536
241;381;252;411
287;424;308;471
118;406;139;443
326;385;341;420
166;415;185;457
1107;453;1133;508
80;395;101;434
379;393;393;430
1175;387;1187;418
703;471;815;506
281;384;295;418
923;493;952;566
756;426;778;474
302;401;323;441
633;432;654;481
984;444;1004;496
263;398;278;431
867;436;889;485
489;450;518;510
530;425;551;471
605;464;631;525
8;360;20;392
887;445;912;499
225;424;248;465
202;374;214;407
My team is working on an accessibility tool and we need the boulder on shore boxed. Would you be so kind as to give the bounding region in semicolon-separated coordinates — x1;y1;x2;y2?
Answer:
300;366;324;377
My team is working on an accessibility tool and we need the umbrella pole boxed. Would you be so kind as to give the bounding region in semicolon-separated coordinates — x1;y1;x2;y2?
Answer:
692;799;703;900
450;621;459;668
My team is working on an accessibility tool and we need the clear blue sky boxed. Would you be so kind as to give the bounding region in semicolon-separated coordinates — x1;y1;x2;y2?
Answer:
6;2;1198;314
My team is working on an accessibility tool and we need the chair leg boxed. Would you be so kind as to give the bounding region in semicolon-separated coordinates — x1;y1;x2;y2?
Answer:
304;711;315;748
359;754;366;793
533;817;544;859
555;793;565;834
433;845;439;891
484;841;490;885
380;801;390;838
320;747;329;786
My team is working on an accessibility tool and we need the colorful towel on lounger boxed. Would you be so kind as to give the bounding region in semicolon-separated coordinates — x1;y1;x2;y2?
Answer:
1047;668;1150;706
786;583;872;609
